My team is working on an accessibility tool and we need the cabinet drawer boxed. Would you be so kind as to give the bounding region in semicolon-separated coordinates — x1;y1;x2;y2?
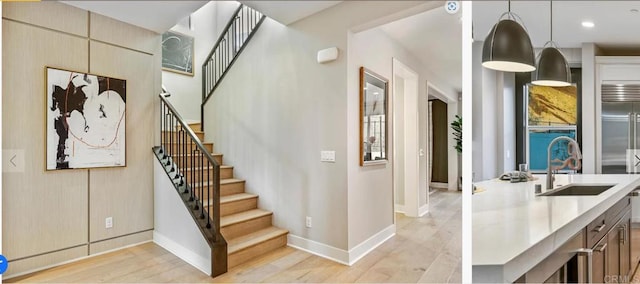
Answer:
587;212;608;248
606;196;631;229
587;196;631;248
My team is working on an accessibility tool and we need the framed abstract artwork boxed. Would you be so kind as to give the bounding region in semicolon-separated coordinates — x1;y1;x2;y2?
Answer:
162;30;195;76
46;67;126;170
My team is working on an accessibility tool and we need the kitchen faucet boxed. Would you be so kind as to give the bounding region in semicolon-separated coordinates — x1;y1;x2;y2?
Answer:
547;136;582;189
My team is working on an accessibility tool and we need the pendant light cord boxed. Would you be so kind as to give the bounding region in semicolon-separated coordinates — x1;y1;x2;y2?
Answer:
550;0;553;41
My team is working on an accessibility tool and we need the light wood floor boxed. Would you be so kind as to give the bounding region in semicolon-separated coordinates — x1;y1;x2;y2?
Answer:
7;190;461;283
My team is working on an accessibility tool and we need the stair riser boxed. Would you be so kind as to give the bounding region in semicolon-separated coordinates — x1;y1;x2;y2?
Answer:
162;131;204;141
221;181;245;196
219;197;258;217
228;234;287;268
182;167;233;183
176;123;202;132
221;214;272;240
191;181;244;200
175;155;223;168
165;143;213;153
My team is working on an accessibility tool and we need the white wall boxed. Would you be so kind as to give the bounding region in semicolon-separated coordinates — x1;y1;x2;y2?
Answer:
472;41;498;180
202;1;442;261
153;158;211;275
501;73;516;173
348;20;458;245
472;42;483;181
162;1;240;121
582;43;601;174
394;75;406;208
472;42;520;180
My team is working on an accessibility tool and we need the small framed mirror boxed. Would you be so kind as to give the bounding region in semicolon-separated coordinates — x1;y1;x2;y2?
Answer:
360;67;388;166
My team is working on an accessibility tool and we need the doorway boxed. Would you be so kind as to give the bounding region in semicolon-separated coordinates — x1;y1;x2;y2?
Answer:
427;83;460;191
392;58;424;217
429;98;448;193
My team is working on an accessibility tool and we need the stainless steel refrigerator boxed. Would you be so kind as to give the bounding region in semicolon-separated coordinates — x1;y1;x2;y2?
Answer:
601;83;640;174
601;83;640;276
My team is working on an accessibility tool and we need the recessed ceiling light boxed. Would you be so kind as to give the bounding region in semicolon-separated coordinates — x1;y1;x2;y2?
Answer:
582;21;595;28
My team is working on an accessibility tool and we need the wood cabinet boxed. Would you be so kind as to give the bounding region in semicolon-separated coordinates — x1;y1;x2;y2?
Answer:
521;196;633;283
591;197;632;283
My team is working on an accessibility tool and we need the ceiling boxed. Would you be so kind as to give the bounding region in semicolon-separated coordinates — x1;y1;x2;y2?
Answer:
241;1;342;25
473;1;640;48
61;1;342;33
378;5;462;93
61;1;208;33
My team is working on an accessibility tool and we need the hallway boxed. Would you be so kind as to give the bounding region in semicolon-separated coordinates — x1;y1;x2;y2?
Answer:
7;190;461;283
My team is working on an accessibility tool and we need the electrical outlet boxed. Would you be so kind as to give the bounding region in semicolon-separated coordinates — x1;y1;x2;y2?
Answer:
105;217;113;229
305;216;312;228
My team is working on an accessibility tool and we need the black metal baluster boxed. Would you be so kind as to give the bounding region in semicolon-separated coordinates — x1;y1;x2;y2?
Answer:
186;134;192;194
194;148;200;207
179;127;186;187
200;152;205;219
190;148;196;201
160;103;165;157
165;114;172;166
241;8;245;46
206;159;211;228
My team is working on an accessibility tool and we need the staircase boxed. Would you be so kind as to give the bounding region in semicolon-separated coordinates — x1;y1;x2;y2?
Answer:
184;122;289;269
154;2;277;277
154;93;288;276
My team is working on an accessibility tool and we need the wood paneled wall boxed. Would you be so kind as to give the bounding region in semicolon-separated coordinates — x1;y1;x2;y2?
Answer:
2;1;161;278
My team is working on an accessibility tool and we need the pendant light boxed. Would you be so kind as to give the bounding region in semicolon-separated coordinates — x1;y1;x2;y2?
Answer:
532;1;571;87
482;0;536;72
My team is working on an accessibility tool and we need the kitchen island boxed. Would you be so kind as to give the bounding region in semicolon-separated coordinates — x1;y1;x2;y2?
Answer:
473;174;640;283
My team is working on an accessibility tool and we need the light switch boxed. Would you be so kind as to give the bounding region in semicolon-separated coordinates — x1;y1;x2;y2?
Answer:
419;149;425;156
321;151;336;162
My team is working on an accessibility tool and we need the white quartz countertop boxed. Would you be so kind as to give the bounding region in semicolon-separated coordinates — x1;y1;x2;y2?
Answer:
472;174;640;283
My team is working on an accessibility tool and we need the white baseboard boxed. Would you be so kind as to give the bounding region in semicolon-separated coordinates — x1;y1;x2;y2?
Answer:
287;224;396;266
347;224;395;265
419;203;429;217
430;182;448;189
394;204;405;213
153;231;211;275
287;234;349;265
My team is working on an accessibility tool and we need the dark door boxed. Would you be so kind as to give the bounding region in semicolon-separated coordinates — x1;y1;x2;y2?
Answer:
430;99;448;183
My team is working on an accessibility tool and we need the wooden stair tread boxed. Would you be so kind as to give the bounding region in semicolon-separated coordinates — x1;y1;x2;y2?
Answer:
221;178;244;185
174;153;222;157
183;165;233;171
167;141;212;145
202;193;257;207
163;130;205;135
221;193;257;204
191;178;243;188
227;226;288;254
221;209;271;227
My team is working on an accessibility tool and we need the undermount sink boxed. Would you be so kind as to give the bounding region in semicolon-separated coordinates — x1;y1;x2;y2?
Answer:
540;184;616;196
